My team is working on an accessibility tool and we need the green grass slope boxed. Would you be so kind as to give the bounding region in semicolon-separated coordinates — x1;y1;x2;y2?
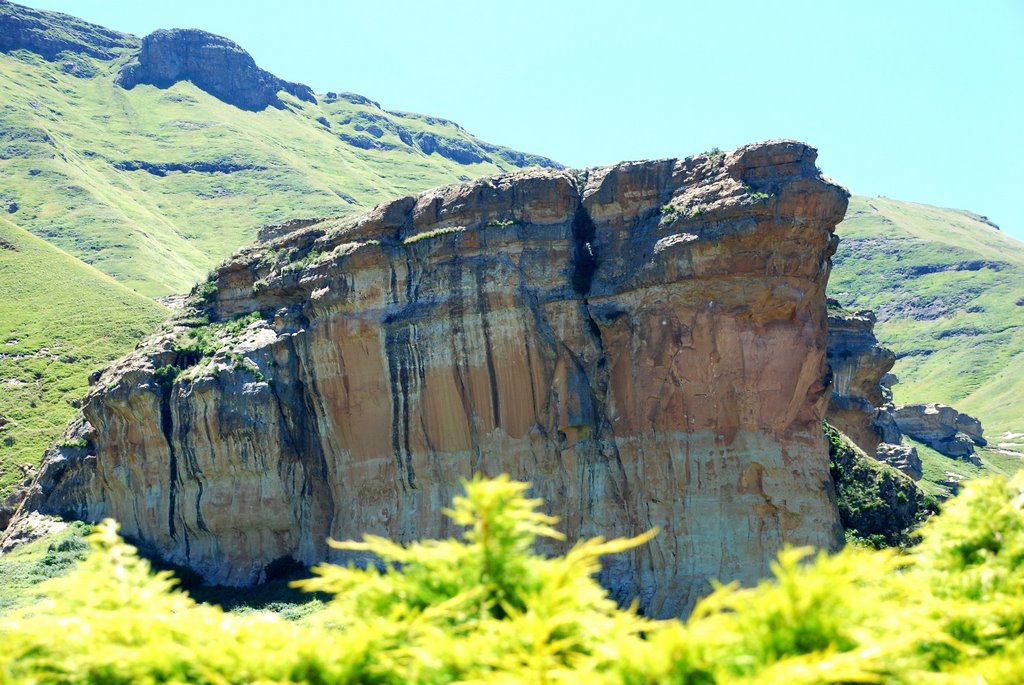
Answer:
0;216;167;497
830;196;1024;470
0;2;557;296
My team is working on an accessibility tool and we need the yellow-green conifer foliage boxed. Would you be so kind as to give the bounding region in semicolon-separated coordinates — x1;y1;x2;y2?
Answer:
2;473;1023;683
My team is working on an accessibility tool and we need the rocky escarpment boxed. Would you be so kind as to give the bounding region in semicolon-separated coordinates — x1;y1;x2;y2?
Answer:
24;140;848;618
892;403;986;462
117;29;315;111
823;298;989;471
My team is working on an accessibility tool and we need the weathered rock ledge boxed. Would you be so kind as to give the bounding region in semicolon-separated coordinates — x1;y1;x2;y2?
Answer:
23;140;848;617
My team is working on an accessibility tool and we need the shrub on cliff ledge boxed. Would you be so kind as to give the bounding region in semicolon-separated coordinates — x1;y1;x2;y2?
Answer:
2;474;1024;682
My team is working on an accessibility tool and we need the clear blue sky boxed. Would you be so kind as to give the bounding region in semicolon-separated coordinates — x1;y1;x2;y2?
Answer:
21;0;1024;240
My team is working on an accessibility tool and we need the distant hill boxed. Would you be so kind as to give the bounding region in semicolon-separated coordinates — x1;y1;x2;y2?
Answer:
830;196;1024;492
0;0;558;296
0;215;167;500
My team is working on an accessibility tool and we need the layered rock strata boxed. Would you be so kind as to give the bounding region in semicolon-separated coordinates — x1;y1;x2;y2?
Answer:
25;141;848;617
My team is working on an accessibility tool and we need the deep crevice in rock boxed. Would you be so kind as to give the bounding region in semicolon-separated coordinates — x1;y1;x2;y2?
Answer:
570;205;598;297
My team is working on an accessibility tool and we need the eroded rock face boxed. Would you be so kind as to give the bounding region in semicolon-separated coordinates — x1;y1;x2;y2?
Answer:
117;29;315;111
26;140;848;617
892;403;986;461
825;304;895;456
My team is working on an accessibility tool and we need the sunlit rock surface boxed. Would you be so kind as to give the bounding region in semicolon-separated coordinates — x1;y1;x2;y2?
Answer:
26;140;849;617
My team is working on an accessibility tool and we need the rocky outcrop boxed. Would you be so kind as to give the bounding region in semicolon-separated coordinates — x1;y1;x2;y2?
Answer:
117;29;315;111
825;303;895;456
892;403;986;461
113;160;268;176
824;302;930;480
875;442;922;481
24;140;848;618
0;0;138;61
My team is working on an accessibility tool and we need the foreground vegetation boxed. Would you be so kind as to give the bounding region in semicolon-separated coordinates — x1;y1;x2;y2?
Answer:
2;473;1023;683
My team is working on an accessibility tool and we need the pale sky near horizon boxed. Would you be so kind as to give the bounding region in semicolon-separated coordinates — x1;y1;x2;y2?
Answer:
17;0;1024;241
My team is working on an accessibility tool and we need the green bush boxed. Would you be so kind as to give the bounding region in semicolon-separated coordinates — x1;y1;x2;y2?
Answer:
2;473;1023;682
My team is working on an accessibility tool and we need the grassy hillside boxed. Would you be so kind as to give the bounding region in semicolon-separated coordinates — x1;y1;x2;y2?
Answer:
0;216;167;497
0;2;556;296
830;196;1024;479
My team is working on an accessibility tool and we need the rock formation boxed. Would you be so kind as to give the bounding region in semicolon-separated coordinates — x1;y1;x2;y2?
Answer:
874;442;922;481
825;303;895;455
824;302;923;479
24;140;848;618
0;462;36;532
892;403;986;461
117;29;315;111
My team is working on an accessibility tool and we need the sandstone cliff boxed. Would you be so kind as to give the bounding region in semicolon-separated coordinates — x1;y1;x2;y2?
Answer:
24;140;848;617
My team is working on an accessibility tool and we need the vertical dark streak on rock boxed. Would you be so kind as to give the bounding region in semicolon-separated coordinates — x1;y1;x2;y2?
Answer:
475;265;502;429
286;335;336;547
194;484;207;532
571;205;598;298
178;409;209;534
573;199;641;605
157;384;181;549
388;263;399;306
449;254;484;472
387;334;407;493
384;253;413;491
402;332;416;489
